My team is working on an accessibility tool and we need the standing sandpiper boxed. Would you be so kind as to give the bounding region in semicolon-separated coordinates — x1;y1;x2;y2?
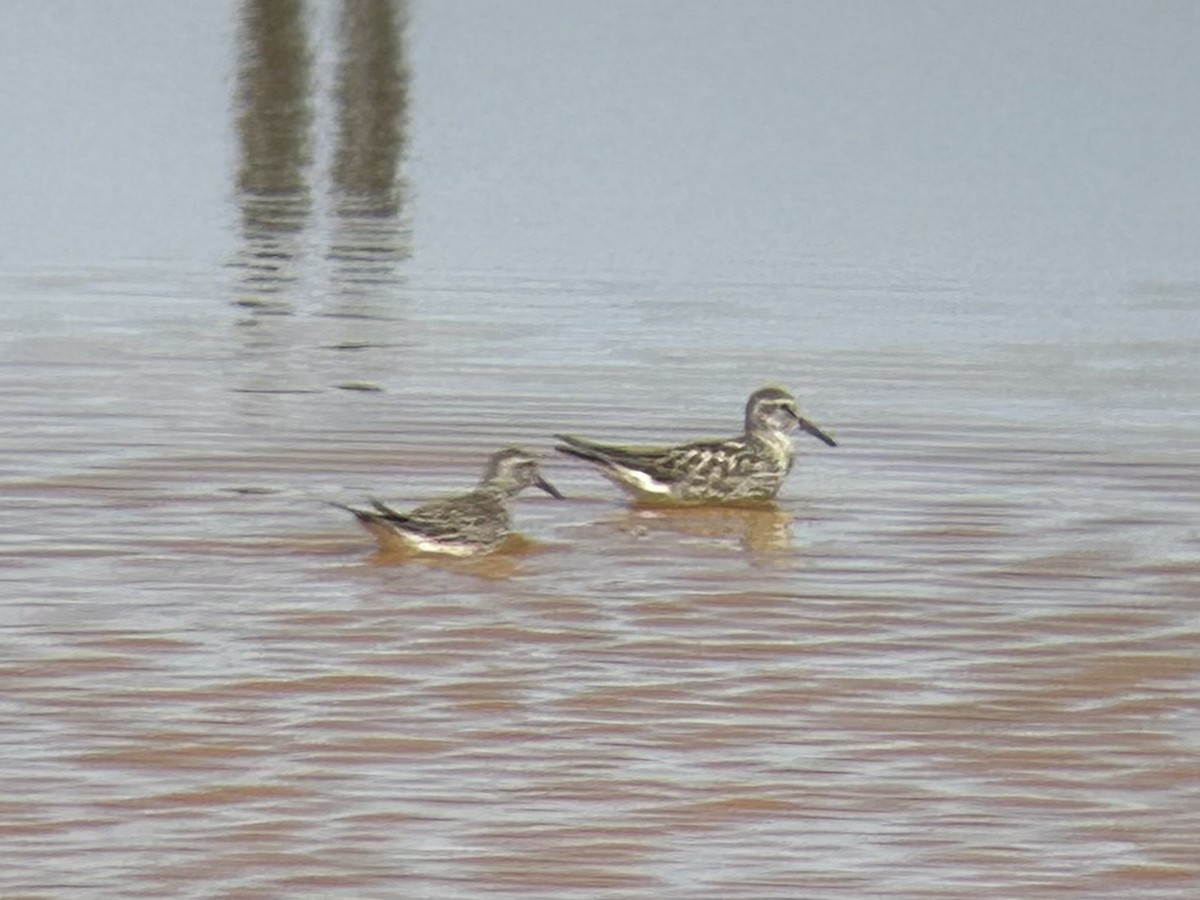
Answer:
341;447;563;556
554;386;836;504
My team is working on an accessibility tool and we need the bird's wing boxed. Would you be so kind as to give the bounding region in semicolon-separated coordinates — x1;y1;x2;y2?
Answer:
376;491;504;539
556;434;743;484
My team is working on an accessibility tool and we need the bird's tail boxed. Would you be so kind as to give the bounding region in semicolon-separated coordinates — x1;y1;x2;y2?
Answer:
554;434;613;465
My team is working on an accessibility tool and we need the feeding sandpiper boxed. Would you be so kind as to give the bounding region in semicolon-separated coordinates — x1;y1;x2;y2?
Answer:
340;447;563;556
554;386;836;504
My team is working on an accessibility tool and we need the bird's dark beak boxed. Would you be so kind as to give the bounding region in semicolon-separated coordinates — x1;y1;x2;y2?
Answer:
536;476;565;499
794;412;838;447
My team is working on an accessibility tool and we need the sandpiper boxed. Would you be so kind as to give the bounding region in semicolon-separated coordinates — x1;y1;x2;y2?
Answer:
341;447;563;556
554;386;836;504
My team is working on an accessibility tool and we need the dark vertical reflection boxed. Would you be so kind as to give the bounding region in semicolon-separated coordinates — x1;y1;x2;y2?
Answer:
328;0;412;308
228;0;410;397
233;0;313;312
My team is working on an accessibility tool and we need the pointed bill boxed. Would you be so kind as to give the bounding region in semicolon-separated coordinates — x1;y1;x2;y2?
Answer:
535;475;565;499
794;413;837;447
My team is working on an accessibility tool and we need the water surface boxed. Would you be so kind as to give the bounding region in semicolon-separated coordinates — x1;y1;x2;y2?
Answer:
2;2;1198;898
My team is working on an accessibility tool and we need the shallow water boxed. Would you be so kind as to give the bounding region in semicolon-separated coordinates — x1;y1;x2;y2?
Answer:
3;3;1200;898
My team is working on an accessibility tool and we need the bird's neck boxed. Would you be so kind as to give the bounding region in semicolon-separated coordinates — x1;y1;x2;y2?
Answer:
480;480;519;500
750;426;795;460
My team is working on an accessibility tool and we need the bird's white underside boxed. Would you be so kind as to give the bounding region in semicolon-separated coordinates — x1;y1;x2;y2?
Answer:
399;532;481;556
611;466;673;495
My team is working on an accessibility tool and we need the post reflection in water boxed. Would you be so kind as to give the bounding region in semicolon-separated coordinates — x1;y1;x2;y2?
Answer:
233;0;313;313
329;0;412;309
231;0;410;332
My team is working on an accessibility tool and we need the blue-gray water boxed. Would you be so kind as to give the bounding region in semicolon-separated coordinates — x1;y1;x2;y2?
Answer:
2;3;1198;897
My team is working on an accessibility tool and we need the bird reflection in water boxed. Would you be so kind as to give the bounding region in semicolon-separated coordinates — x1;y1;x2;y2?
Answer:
364;532;548;580
617;503;796;557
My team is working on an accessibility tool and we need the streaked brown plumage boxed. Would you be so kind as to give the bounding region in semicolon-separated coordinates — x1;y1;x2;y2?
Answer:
341;447;563;556
555;386;836;504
